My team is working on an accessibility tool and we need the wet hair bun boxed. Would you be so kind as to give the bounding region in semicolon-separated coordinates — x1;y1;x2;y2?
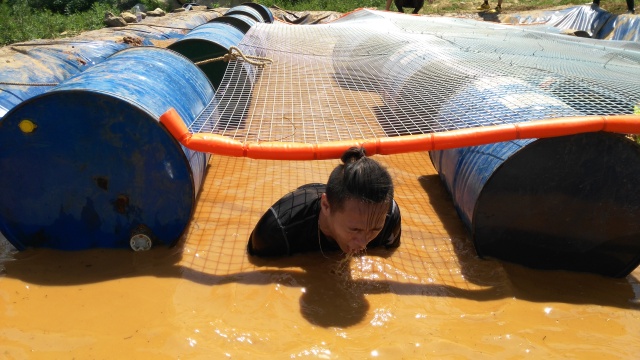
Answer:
326;145;393;208
340;146;366;164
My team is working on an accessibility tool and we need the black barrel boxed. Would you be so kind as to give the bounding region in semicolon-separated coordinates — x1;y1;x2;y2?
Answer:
432;133;640;278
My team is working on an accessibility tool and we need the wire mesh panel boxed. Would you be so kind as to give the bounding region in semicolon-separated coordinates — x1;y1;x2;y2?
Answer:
178;152;493;292
189;9;640;145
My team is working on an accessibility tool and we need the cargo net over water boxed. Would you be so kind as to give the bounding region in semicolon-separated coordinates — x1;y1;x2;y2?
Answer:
162;9;640;159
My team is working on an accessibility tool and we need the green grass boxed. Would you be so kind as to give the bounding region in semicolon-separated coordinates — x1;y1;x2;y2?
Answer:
0;0;635;47
0;0;119;46
259;0;632;15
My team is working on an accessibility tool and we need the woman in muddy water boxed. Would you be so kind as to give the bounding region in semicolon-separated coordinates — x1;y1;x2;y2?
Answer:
247;146;401;258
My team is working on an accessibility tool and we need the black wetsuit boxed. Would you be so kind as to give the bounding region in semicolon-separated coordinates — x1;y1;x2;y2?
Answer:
248;183;402;257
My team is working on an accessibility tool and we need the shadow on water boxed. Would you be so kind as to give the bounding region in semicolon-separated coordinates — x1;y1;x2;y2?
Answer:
418;173;491;285
2;233;639;329
478;11;501;22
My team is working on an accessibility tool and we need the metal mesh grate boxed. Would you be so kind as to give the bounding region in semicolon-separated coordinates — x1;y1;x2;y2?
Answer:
191;9;640;145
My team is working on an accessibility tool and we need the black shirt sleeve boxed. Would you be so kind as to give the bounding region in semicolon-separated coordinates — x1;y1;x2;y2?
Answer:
247;184;325;257
247;207;289;256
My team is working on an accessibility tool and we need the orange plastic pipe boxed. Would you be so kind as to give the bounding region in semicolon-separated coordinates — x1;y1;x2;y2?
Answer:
159;108;640;160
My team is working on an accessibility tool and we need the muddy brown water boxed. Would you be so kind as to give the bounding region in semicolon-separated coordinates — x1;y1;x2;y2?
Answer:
1;152;639;359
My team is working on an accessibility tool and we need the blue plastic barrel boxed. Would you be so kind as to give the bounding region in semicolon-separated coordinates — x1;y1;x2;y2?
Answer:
239;2;274;23
0;89;22;119
0;47;215;250
0;13;219;121
430;78;640;277
332;33;408;93
168;21;258;131
167;22;246;89
209;13;259;34
333;40;489;135
0;41;129;120
224;4;266;23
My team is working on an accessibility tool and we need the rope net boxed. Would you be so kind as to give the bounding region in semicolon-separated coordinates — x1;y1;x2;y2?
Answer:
184;9;640;155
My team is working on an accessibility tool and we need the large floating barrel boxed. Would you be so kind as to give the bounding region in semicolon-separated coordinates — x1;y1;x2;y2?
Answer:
332;39;490;136
0;11;219;121
0;89;22;119
167;22;246;89
0;47;215;250
237;2;274;23
332;32;409;93
209;13;258;34
0;41;129;120
224;4;269;23
431;78;640;277
168;19;266;131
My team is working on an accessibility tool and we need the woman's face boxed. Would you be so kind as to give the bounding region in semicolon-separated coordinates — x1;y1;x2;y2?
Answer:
321;195;389;254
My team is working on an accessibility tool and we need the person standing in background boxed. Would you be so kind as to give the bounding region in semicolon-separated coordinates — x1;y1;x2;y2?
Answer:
592;0;635;14
386;0;425;14
477;0;503;13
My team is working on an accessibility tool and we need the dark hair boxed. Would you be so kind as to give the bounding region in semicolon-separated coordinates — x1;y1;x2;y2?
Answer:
325;147;394;210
